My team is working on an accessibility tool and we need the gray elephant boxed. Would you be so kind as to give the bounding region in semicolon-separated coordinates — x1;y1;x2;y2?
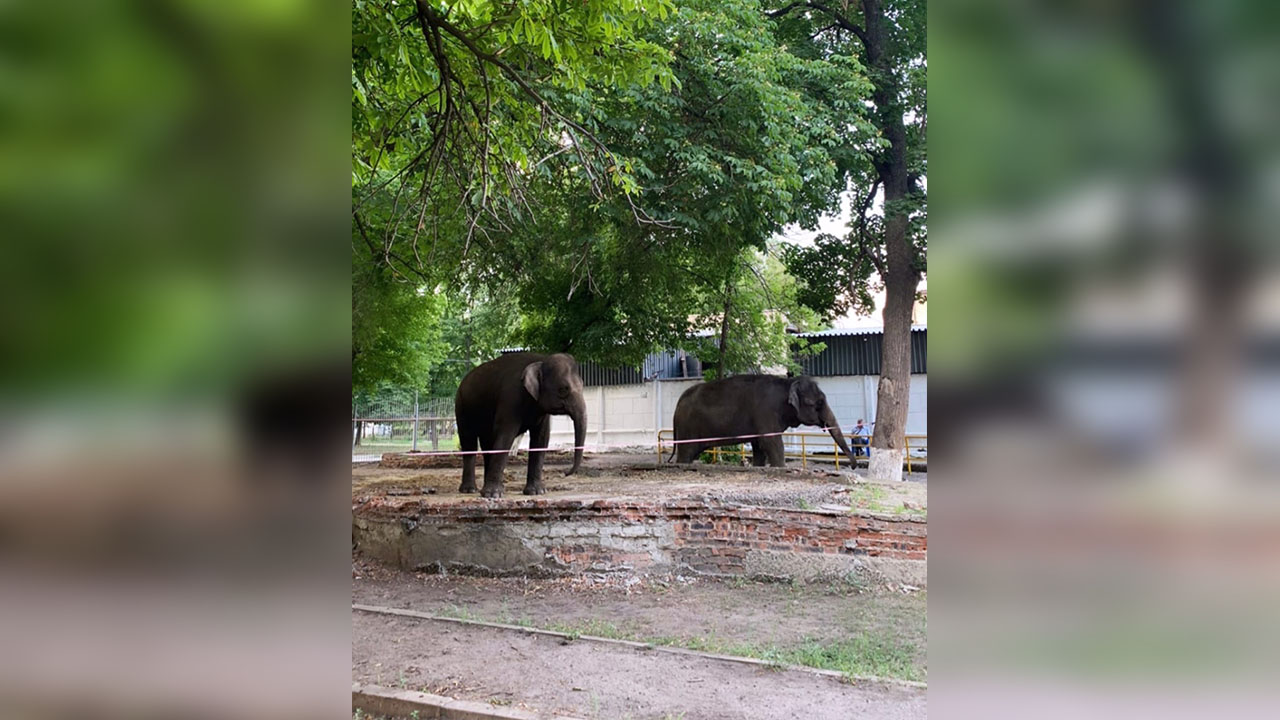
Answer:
672;375;857;467
455;352;587;498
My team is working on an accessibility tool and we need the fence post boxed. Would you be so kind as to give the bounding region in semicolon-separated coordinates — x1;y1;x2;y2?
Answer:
412;389;419;452
905;436;911;473
801;434;807;470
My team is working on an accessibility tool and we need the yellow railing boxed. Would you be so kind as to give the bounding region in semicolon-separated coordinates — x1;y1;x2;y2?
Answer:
656;430;927;470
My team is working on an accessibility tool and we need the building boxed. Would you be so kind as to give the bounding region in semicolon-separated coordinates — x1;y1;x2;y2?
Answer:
512;326;927;452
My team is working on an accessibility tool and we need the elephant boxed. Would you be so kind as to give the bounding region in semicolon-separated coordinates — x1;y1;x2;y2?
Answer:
454;352;587;498
672;375;857;467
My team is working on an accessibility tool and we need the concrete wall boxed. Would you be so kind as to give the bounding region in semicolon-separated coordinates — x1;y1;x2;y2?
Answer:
522;374;926;452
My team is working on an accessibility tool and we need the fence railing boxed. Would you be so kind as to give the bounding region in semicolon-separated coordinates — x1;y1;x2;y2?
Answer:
352;391;456;452
655;430;927;471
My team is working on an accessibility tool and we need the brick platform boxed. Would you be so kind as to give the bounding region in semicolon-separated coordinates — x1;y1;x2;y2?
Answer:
353;495;926;585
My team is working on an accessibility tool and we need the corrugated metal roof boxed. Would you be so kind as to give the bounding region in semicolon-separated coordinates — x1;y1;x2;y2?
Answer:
795;324;927;338
496;326;925;384
796;328;926;376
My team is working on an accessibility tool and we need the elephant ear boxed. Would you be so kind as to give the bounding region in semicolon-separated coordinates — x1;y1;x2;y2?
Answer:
787;380;801;412
522;361;543;399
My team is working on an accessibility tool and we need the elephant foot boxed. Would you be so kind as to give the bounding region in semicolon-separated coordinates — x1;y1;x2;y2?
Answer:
458;482;477;494
522;483;546;496
480;484;504;499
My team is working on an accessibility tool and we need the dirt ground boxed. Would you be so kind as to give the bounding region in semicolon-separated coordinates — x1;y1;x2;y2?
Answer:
353;610;924;720
351;456;927;717
353;559;926;673
352;453;926;515
352;558;926;718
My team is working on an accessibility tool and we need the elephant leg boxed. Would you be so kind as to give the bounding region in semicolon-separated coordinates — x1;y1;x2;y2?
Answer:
751;442;767;467
524;415;550;495
481;429;516;498
676;441;704;464
458;428;479;493
762;435;786;467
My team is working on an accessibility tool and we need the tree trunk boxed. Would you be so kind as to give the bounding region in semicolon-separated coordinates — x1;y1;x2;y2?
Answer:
869;256;918;481
716;283;732;380
862;0;921;482
354;420;365;447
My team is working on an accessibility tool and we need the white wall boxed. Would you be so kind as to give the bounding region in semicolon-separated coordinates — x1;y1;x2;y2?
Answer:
519;374;926;452
809;374;927;436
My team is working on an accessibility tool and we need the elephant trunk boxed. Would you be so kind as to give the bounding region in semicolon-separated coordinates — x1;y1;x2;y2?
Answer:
565;400;586;476
821;405;858;466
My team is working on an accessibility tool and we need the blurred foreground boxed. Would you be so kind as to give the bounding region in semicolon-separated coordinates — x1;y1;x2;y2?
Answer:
931;0;1280;717
0;2;350;718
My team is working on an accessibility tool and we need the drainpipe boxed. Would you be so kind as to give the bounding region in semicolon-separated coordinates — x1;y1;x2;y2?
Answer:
653;372;661;438
411;389;419;452
598;386;606;448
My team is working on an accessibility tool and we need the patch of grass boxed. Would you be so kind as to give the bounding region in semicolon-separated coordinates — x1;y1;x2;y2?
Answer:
548;618;635;641
756;634;922;682
845;483;926;516
433;606;924;683
795;497;814;510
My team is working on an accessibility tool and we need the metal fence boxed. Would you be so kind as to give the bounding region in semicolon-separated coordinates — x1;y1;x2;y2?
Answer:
352;390;456;453
656;430;928;471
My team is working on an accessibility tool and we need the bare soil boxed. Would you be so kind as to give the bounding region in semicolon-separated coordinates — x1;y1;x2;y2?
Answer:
353;454;926;515
351;456;927;717
352;559;926;718
353;607;924;720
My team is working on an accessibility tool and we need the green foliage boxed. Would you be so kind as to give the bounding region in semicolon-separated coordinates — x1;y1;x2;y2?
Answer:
500;0;868;366
352;0;675;282
425;285;522;396
350;0;882;388
351;251;446;391
781;230;880;322
689;247;825;378
768;0;927;320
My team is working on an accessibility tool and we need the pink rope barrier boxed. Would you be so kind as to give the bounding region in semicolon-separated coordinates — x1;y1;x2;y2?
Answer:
390;428;856;457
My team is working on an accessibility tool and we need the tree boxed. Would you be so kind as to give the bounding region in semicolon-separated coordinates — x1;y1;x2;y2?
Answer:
352;0;679;380
501;0;870;366
351;0;676;284
349;1;881;399
351;248;447;392
425;283;522;396
768;0;926;480
689;248;825;380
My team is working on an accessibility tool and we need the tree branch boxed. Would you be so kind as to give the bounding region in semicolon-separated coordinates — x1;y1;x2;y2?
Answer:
766;1;867;47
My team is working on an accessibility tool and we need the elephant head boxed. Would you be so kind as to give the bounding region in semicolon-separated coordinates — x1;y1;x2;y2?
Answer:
788;377;858;466
522;353;586;475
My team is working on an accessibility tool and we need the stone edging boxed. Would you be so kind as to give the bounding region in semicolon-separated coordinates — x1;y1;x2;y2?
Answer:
353;682;583;720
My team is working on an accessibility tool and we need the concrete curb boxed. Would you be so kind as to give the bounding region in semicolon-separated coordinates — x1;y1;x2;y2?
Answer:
353;603;927;690
353;682;583;719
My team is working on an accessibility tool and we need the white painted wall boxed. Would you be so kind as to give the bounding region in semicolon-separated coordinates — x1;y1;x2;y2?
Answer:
520;374;927;453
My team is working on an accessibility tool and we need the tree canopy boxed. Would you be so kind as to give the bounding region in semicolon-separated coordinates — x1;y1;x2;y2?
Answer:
351;0;895;389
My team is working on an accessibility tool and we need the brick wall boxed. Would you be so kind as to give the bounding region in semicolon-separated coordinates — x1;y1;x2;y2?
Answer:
353;496;926;582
